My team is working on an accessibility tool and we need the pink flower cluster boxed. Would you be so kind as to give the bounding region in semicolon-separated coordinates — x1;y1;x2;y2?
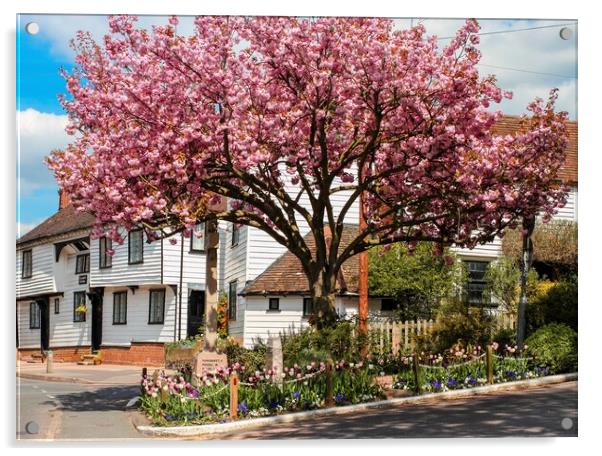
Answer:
141;372;198;398
46;15;569;260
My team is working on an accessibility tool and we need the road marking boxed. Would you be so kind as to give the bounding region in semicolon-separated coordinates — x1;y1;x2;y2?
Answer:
41;389;47;393
47;395;55;399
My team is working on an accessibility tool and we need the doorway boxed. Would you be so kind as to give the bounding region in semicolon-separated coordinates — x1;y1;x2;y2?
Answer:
187;290;205;338
90;289;104;352
37;298;49;352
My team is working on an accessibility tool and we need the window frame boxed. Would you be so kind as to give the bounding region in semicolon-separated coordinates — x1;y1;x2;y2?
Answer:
464;260;491;307
113;291;128;325
22;250;32;279
99;236;113;269
228;280;237;321
148;288;166;325
381;298;399;311
73;291;86;323
29;302;40;329
54;298;60;315
231;224;239;247
268;297;280;311
190;222;206;253
128;229;144;265
75;253;90;274
302;297;313;317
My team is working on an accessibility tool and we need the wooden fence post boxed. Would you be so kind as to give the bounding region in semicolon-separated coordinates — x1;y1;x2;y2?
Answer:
412;353;421;394
486;345;494;385
229;372;239;420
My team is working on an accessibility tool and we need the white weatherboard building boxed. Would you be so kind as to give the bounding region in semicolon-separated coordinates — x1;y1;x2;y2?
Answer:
16;118;578;360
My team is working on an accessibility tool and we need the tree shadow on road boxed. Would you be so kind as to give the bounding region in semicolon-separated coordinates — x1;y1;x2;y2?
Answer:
54;385;140;413
222;383;578;440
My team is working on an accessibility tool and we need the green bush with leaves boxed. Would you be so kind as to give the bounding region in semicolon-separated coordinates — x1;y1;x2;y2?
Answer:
281;318;361;365
415;297;496;353
525;323;577;374
526;279;577;334
483;257;540;314
220;338;267;379
368;242;460;320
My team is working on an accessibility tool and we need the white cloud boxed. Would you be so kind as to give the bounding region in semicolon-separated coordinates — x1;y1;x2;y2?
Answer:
17;220;42;238
17;108;69;195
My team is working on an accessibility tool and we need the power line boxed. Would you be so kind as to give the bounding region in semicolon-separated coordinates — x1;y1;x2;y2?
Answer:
437;22;577;40
477;63;576;79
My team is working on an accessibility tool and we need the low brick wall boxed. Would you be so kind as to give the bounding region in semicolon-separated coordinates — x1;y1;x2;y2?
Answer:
101;342;165;367
18;346;92;363
18;342;165;366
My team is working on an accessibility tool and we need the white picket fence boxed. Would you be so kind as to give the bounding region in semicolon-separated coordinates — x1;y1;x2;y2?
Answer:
368;314;517;354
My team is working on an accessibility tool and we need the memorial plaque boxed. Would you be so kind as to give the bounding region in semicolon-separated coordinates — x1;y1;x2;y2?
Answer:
194;351;228;378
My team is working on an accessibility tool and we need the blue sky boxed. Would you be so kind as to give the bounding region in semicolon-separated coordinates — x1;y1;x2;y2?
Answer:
16;15;578;237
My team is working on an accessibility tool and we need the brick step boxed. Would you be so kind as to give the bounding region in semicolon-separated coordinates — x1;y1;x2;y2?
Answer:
77;360;95;366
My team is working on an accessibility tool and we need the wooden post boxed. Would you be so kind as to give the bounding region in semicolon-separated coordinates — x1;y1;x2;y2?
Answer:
412;353;421;394
486;345;494;384
325;363;334;407
229;372;239;420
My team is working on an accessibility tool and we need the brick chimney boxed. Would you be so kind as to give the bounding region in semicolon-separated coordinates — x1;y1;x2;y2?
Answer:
58;189;71;210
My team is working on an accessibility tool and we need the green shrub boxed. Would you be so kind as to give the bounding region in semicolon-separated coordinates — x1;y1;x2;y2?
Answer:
220;338;267;379
525;323;577;374
281;318;361;365
526;280;577;334
491;327;516;348
418;297;495;353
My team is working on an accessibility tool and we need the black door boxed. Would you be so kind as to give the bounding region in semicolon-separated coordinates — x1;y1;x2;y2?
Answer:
90;289;103;351
37;298;49;352
187;290;205;338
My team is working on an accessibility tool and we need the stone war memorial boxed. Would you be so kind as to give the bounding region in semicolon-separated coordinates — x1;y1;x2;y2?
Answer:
193;199;228;381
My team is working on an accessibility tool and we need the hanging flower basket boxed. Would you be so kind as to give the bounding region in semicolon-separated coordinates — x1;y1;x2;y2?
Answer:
75;304;87;314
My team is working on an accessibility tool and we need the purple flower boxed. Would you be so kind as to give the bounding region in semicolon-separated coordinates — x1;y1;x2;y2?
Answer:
293;391;300;400
446;377;458;387
430;380;442;390
466;375;477;386
335;393;345;403
237;401;248;415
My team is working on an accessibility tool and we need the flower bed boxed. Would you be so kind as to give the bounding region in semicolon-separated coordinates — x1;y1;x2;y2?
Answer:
140;360;383;426
393;343;550;392
139;342;556;427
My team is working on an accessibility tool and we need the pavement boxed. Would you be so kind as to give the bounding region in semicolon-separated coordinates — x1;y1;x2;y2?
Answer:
16;361;172;385
201;381;578;439
16;377;146;441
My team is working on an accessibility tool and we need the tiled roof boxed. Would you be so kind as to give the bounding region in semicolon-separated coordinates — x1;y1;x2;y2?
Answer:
17;205;95;247
492;116;577;184
242;224;360;296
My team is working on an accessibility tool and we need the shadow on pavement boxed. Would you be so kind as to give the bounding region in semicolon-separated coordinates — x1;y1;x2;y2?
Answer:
220;383;578;439
55;385;140;413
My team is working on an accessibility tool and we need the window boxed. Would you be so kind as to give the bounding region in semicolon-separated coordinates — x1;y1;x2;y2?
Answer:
303;297;313;317
54;298;60;314
148;289;165;324
231;224;239;247
190;223;205;252
465;261;490;306
75;253;90;274
22;250;32;279
73;291;86;322
29;302;40;329
113;291;127;325
99;237;112;268
228;281;237;321
381;298;400;311
128;229;144;264
268;298;280;311
79;275;87;285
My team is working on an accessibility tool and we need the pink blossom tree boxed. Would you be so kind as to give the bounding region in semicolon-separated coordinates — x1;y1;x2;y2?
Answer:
47;16;569;327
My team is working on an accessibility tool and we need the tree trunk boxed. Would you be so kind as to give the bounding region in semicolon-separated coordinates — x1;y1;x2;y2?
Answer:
517;216;535;351
311;272;339;330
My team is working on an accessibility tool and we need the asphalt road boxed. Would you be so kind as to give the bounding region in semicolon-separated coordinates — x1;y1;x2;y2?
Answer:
16;378;144;441
206;381;578;439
